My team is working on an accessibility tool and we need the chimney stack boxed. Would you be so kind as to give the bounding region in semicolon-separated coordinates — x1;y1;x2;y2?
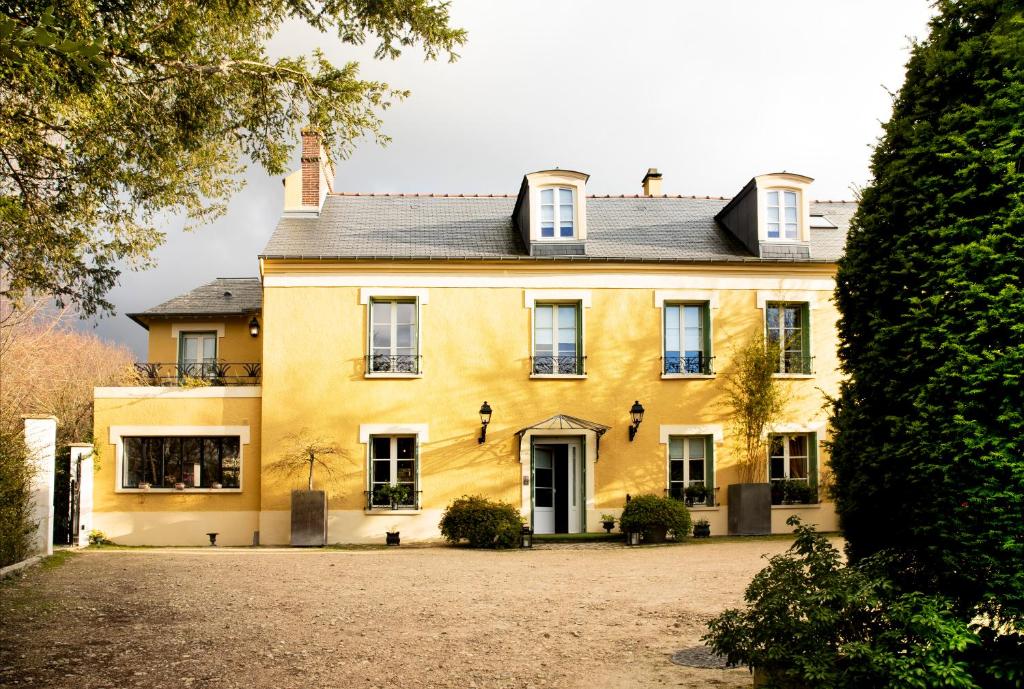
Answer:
301;130;330;206
641;168;663;196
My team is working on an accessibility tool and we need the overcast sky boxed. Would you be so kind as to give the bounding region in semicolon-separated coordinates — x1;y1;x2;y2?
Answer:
82;0;936;356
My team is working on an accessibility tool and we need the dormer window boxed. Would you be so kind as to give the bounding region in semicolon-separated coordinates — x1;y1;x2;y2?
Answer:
540;187;574;238
766;189;799;240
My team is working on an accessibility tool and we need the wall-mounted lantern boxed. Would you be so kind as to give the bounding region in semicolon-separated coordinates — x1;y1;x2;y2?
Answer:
478;401;493;443
248;316;260;338
628;400;645;441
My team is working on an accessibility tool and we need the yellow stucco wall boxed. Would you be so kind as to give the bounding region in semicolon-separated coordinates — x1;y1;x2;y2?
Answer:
144;317;262;364
255;262;842;542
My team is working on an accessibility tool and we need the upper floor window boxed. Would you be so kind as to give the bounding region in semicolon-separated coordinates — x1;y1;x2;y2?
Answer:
368;435;418;509
766;302;813;374
533;302;583;375
766;189;798;240
369;299;419;374
178;331;217;380
664;303;713;375
540;187;574;238
122;436;240;489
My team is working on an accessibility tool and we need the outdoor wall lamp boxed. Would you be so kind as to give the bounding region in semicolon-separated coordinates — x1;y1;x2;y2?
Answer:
248;316;260;338
478;401;493;443
628;400;645;441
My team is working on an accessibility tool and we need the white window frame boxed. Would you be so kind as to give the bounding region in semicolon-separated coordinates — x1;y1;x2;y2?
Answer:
765;188;800;240
765;301;810;375
538;186;576;240
768;433;810;483
667;436;708;504
531;301;584;376
366;297;422;377
662;302;711;376
367;434;419;509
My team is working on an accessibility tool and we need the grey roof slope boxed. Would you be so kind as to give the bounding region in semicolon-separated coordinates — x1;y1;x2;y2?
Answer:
128;278;262;327
261;195;855;263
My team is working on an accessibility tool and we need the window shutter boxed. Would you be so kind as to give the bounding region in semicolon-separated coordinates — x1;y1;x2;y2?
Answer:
800;303;812;372
702;302;712;362
414;438;421;507
704;435;715;506
809;433;819;500
576;302;584;372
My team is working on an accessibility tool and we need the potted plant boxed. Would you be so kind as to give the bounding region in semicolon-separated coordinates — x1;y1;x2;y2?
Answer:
375;483;411;510
693;518;711;538
137;482;151;491
600;513;616;533
386;529;400;546
265;431;342;547
683;482;708;506
174;481;186;490
722;334;784;535
618;494;691;544
210;481;223;490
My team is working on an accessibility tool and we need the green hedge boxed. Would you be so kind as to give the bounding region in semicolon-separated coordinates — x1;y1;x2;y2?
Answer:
439;495;523;549
0;427;35;567
618;494;691;540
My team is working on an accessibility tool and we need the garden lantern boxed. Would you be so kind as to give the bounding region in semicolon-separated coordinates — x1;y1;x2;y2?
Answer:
626;530;641;546
520;525;533;548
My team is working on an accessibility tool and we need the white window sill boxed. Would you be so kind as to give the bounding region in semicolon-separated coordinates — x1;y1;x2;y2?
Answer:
116;488;242;494
363;509;423;515
529;374;587;380
661;374;715;380
364;373;424;379
686;506;720;512
772;373;815;379
771;503;822;510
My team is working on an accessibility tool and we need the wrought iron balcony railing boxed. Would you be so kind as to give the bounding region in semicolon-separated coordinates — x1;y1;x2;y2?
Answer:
663;355;715;375
531;355;586;376
364;489;422;510
134;362;261;386
366;354;422;375
775;355;815;375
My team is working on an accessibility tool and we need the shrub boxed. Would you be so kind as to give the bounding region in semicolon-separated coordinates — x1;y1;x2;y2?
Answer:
618;494;691;540
87;529;112;546
439;495;523;549
704;518;1023;689
0;426;35;567
771;480;816;505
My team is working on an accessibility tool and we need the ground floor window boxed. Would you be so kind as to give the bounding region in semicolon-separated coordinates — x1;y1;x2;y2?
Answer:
668;436;713;505
369;435;418;508
769;433;818;504
122;436;240;489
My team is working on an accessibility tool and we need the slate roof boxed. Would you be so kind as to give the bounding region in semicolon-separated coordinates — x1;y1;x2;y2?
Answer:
128;278;262;327
261;194;856;263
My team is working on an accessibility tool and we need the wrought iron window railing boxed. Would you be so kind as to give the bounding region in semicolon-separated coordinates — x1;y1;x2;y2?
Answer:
531;355;586;376
663;355;715;375
364;489;422;510
365;354;422;375
776;355;815;375
134;362;261;386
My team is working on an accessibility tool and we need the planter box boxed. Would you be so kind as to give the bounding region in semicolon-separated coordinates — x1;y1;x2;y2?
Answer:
290;490;327;547
727;483;771;536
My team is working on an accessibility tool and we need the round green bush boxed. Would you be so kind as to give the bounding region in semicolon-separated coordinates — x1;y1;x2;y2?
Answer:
618;494;691;541
439;495;523;549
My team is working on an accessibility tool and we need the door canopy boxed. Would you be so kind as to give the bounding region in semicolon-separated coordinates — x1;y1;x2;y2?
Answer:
515;414;611;458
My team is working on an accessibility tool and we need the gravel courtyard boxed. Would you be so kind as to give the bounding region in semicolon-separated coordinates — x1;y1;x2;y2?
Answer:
0;539;804;689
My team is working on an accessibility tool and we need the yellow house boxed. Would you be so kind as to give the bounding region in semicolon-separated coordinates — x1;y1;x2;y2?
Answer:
92;134;855;545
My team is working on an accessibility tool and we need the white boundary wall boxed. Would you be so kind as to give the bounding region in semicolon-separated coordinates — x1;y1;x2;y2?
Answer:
24;416;57;557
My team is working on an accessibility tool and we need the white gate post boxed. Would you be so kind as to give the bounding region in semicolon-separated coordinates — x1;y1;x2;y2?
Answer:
69;444;94;548
23;415;57;557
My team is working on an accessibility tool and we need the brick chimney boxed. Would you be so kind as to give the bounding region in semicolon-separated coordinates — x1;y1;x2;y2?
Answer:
284;130;334;214
641;168;663;196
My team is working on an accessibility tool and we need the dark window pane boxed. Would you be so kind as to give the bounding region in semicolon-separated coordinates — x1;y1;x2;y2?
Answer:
373;461;391;483
535;487;553;508
669;460;685;482
396;460;414;483
221;438;240;488
372;437;390;460
123;437;143;487
163;438;182;486
668;484;685;500
789;457;808;479
535;467;552;489
689;459;705;482
770;457;785;481
182;438;202;486
397;437;414;459
143;438;164;487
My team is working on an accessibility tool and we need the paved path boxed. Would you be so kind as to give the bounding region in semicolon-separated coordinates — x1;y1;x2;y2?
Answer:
0;540;798;688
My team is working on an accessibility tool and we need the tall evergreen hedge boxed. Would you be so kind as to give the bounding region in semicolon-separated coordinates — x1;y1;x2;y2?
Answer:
831;0;1024;628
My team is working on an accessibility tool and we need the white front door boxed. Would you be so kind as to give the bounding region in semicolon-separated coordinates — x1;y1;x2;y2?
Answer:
532;440;582;534
533;446;555;534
